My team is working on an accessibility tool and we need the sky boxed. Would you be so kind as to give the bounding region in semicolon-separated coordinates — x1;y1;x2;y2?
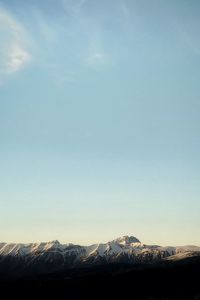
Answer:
0;0;200;246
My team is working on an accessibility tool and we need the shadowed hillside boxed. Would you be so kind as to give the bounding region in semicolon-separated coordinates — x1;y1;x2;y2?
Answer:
1;254;200;299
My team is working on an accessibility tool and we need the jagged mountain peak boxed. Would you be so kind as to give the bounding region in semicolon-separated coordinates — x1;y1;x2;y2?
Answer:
1;236;200;278
112;235;141;245
48;240;60;245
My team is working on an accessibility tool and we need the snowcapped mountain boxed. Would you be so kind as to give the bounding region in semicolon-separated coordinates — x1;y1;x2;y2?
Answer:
0;235;199;278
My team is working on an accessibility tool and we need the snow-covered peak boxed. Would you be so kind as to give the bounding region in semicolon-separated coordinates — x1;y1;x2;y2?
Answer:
52;240;60;245
0;237;200;279
43;240;62;251
112;235;141;245
47;240;60;247
1;236;200;267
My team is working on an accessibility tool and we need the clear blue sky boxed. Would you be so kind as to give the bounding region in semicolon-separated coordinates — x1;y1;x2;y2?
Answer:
0;0;200;246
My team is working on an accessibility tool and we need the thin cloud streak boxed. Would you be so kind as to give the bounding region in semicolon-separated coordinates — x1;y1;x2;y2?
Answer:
0;6;31;82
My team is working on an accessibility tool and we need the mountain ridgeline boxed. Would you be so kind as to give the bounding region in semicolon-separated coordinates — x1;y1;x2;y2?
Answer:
0;235;200;278
1;235;200;299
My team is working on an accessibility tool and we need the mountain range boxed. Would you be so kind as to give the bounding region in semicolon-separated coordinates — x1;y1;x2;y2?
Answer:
1;235;200;278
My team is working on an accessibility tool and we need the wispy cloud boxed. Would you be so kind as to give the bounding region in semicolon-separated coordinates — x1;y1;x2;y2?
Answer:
61;0;112;70
6;43;30;74
85;51;109;69
0;7;31;83
84;33;113;70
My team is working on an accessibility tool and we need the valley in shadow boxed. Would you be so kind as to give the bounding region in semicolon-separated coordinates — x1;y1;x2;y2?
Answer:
1;254;200;299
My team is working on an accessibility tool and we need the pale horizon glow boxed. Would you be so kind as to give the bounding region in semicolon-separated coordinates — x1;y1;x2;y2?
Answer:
1;0;200;246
